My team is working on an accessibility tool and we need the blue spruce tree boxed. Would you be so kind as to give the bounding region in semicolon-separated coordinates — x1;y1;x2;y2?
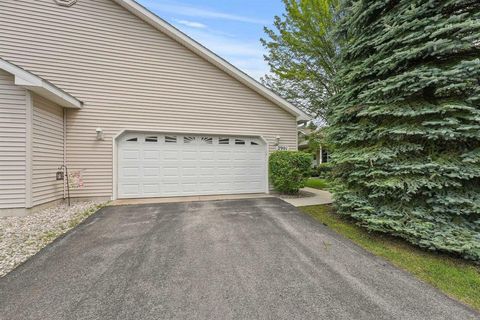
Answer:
328;0;480;260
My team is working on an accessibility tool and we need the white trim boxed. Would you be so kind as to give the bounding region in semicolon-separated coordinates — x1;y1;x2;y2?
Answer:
0;58;83;109
111;129;270;200
258;136;270;194
112;0;310;121
25;91;33;208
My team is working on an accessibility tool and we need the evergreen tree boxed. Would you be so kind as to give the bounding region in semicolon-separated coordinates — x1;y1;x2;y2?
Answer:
261;0;340;119
328;0;480;260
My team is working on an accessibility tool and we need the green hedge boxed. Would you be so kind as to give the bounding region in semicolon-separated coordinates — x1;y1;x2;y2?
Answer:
269;151;312;194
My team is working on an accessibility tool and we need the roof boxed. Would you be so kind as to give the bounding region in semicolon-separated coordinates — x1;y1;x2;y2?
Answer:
0;58;83;109
112;0;310;121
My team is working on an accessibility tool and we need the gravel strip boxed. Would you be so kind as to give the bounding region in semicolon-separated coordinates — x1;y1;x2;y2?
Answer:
0;201;105;277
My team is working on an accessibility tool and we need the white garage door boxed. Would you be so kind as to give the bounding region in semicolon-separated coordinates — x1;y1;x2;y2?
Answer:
117;133;267;199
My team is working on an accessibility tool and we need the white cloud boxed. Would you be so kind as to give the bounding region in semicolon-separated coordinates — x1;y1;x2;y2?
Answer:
173;19;207;29
140;0;269;25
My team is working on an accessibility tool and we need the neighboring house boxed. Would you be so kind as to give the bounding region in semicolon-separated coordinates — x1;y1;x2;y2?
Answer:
0;0;309;216
298;128;329;167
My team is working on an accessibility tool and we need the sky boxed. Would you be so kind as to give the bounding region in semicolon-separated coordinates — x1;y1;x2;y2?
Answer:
136;0;285;80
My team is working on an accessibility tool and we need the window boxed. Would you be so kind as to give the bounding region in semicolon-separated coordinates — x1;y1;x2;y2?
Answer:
165;136;177;143
219;138;230;145
184;136;196;144
126;137;138;142
235;139;246;145
321;149;330;163
251;141;259;145
145;136;158;142
200;137;213;144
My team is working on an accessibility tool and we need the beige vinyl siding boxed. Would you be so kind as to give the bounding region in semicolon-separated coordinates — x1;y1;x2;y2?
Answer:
0;70;27;208
31;94;64;206
0;0;298;198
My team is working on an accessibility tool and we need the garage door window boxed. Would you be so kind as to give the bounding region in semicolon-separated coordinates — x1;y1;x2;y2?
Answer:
165;136;177;143
219;138;230;145
235;139;246;145
184;136;196;144
126;137;138;142
145;136;158;142
200;137;213;144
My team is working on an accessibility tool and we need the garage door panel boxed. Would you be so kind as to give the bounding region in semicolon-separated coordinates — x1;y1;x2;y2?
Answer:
143;167;160;177
182;150;197;159
179;182;197;191
182;167;198;177
143;150;160;160
142;184;160;195
199;167;215;176
163;150;180;160
162;182;181;194
118;134;266;198
198;183;216;192
120;184;140;196
121;167;140;178
216;151;232;160
121;150;140;160
163;167;180;177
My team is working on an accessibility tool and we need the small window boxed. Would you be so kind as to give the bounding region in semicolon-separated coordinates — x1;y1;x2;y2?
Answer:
165;136;177;143
219;138;230;145
145;136;158;142
200;137;213;144
235;139;246;145
126;137;138;142
251;141;259;146
184;136;196;144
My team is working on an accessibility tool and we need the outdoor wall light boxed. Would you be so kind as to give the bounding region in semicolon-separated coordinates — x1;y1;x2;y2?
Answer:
275;136;281;146
96;128;104;141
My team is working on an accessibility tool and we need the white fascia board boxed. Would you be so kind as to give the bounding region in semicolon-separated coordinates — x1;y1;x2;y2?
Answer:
113;0;311;121
0;58;83;109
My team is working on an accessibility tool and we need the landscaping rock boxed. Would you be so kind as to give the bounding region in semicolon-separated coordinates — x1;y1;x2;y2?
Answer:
0;201;104;277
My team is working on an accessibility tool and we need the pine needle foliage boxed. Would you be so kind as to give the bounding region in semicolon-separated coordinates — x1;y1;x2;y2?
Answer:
327;0;480;260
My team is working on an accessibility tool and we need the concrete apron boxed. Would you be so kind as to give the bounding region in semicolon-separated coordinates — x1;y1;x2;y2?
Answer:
111;193;273;206
111;188;333;207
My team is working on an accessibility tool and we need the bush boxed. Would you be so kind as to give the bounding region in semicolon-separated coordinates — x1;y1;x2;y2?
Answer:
316;163;333;179
269;151;312;194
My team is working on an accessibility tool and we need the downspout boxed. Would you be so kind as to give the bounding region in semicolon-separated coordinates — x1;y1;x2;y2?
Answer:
25;91;33;209
63;108;67;199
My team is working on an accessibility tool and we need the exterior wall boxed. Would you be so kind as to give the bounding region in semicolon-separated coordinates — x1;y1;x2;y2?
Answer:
0;70;27;210
32;94;65;206
0;0;298;199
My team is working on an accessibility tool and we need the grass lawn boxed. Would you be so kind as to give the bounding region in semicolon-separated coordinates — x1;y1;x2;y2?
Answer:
300;205;480;311
304;178;330;190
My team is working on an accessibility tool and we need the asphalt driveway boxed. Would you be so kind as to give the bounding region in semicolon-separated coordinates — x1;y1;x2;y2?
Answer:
0;198;478;320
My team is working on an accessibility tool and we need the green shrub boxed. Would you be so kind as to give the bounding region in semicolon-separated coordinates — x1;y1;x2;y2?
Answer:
269;151;312;194
316;163;333;179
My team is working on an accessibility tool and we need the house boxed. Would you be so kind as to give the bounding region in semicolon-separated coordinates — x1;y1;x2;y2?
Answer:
0;0;308;216
297;127;329;167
